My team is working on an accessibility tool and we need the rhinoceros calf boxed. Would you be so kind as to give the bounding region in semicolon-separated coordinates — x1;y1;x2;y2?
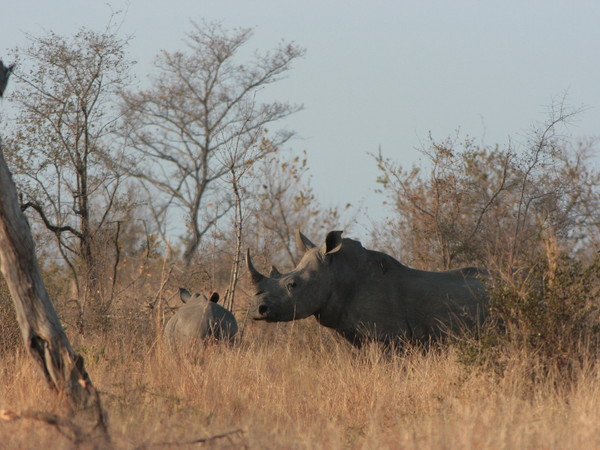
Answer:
163;288;238;349
246;230;489;347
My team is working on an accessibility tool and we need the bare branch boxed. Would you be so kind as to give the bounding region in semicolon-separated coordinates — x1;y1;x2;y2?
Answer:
21;201;83;238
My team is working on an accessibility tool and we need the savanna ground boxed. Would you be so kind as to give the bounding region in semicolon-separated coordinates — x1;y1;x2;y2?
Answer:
1;287;599;449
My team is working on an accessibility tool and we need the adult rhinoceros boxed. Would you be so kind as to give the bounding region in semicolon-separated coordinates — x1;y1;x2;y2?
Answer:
164;288;238;348
246;231;488;346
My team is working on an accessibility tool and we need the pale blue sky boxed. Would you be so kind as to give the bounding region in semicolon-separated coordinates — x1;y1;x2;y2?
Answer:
3;1;600;238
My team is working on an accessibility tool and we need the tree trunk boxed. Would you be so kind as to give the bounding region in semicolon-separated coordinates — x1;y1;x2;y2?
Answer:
0;119;109;442
224;167;243;312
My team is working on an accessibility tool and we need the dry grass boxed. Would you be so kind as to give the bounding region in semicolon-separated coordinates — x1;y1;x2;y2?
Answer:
1;316;599;449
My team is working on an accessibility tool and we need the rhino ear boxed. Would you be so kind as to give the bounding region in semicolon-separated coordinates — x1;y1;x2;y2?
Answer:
179;287;192;304
209;292;220;303
269;265;282;277
323;230;344;255
296;230;316;253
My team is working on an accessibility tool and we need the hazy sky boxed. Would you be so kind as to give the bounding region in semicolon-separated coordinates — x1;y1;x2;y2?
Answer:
3;1;599;238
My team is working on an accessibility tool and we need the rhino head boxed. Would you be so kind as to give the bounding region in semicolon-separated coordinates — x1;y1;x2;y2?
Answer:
179;287;220;304
164;287;238;348
246;230;343;322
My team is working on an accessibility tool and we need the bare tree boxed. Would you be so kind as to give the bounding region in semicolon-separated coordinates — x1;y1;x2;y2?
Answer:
4;24;132;326
120;20;305;265
0;61;109;446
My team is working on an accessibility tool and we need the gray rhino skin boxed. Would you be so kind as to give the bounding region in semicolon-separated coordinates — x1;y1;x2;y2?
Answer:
164;288;238;348
246;231;488;347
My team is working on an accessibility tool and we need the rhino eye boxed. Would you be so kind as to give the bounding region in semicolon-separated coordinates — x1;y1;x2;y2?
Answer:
286;280;297;292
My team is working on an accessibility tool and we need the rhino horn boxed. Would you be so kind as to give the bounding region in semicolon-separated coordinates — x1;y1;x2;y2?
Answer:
246;249;266;284
296;230;316;253
270;265;282;277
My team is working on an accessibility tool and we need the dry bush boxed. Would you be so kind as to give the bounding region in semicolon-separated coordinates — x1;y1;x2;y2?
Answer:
373;112;600;271
457;243;600;382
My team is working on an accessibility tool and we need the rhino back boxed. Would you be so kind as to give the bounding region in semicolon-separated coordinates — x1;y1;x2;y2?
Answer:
164;301;212;348
204;302;238;340
322;248;488;343
397;268;488;339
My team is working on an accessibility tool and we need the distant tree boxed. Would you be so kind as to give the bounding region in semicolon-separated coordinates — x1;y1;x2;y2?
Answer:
120;20;305;266
250;150;355;269
374;103;600;272
4;24;132;326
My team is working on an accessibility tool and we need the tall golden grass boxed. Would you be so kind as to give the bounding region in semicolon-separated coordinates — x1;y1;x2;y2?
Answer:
1;315;599;449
